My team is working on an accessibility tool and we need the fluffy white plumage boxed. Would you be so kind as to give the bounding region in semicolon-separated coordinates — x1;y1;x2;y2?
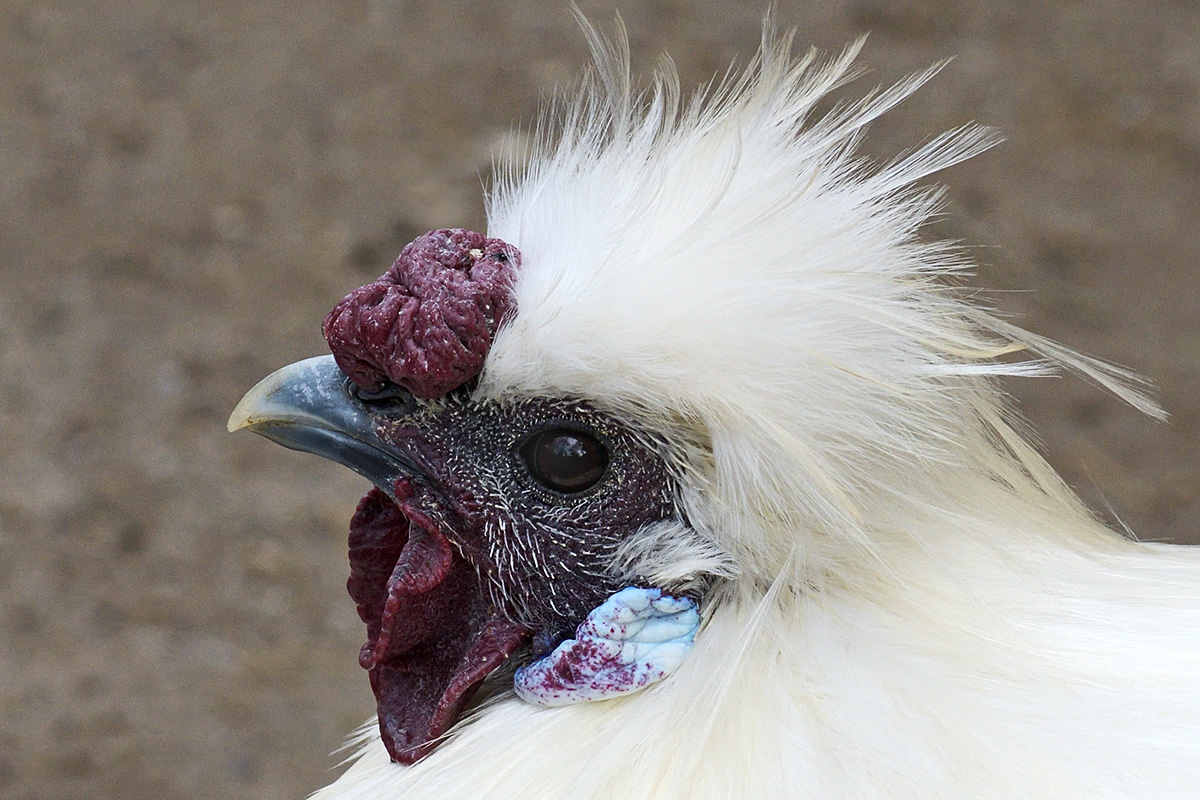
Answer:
315;18;1200;800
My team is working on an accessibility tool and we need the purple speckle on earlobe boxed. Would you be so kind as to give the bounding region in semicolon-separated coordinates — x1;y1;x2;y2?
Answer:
514;587;699;707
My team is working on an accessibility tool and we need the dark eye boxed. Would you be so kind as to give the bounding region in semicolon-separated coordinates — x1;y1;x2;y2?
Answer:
519;428;608;494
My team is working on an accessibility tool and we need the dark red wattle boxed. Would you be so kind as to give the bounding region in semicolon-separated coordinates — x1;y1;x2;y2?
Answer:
347;486;531;764
323;228;519;399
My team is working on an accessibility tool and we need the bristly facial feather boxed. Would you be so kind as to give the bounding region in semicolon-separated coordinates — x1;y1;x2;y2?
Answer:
369;391;700;631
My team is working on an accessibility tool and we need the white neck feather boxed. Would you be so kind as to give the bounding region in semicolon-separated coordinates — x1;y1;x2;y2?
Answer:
314;477;1200;800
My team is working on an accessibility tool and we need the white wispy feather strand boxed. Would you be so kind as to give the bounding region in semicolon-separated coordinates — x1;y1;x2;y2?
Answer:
315;18;1200;800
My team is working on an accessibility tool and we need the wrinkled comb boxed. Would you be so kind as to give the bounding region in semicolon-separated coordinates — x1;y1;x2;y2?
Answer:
323;228;520;399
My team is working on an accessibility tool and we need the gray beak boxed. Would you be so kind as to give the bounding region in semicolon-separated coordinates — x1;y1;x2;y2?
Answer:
228;355;417;492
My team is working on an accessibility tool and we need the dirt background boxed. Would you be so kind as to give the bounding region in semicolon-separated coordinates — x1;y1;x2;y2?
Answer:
2;1;1198;798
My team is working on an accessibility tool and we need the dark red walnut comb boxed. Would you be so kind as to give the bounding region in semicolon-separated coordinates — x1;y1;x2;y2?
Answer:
323;228;520;398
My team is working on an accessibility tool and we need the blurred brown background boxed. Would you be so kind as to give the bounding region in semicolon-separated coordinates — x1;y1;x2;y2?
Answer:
2;1;1198;798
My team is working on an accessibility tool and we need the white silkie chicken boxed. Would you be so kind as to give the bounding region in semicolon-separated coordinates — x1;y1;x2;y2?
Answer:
229;18;1200;800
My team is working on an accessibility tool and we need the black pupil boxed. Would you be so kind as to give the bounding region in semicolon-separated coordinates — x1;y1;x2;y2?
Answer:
522;428;607;493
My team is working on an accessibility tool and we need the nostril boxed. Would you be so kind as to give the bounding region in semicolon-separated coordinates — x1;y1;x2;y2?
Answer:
350;380;417;412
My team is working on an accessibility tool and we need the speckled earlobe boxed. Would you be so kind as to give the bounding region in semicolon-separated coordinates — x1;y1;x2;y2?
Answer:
513;587;700;706
323;228;519;398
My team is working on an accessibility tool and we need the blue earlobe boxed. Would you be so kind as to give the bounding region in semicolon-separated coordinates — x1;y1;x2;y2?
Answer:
514;586;700;707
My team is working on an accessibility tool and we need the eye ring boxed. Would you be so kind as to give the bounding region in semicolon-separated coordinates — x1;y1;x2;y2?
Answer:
518;426;609;495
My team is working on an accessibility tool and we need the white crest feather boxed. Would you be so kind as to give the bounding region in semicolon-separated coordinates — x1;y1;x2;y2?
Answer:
481;16;1161;583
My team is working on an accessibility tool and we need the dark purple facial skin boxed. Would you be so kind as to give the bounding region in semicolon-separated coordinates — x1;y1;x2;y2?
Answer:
323;228;683;764
344;392;679;764
382;393;678;632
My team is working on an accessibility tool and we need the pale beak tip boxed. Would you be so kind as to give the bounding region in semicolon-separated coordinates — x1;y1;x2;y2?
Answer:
226;360;298;433
226;402;252;433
